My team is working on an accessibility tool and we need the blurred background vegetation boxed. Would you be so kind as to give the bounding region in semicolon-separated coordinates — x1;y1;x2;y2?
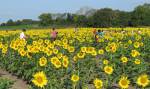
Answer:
0;3;150;30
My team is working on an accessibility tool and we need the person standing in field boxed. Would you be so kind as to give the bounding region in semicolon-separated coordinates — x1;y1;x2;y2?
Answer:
74;26;78;33
93;28;99;46
51;28;58;41
93;28;97;39
20;29;27;39
95;29;105;43
97;30;104;38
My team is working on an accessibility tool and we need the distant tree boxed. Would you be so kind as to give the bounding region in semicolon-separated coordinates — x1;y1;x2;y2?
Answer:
90;8;119;27
55;17;66;25
66;13;74;24
73;15;88;26
6;19;15;26
15;20;22;25
131;3;150;26
0;23;6;26
38;13;52;26
118;11;131;27
1;3;150;27
21;19;33;25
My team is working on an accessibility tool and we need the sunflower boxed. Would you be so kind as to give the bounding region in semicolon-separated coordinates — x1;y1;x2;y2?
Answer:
94;78;103;89
53;48;58;54
81;47;86;53
91;51;97;56
140;42;144;47
134;59;141;65
73;56;78;62
50;57;59;64
137;74;149;87
128;40;132;44
104;66;113;75
109;42;117;53
68;46;75;53
62;39;68;44
103;59;109;65
118;76;130;89
121;56;128;63
98;49;104;55
71;74;79;82
62;56;69;68
19;49;26;56
48;44;54;49
131;50;140;57
105;46;110;52
32;71;48;88
77;52;85;59
57;53;63;59
111;46;117;53
39;57;47;67
0;42;3;48
134;42;140;48
86;47;95;54
51;57;61;68
135;35;141;41
46;50;52;56
44;39;50;44
54;60;61;68
63;44;68;49
38;39;43;44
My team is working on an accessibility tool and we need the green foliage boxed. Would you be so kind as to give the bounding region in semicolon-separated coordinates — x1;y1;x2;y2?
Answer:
0;3;150;28
0;78;13;89
38;13;52;26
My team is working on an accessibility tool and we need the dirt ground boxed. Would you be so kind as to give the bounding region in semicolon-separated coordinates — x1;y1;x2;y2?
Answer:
0;68;28;89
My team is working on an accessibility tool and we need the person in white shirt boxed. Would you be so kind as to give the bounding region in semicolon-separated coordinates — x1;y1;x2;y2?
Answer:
74;27;78;33
20;29;26;39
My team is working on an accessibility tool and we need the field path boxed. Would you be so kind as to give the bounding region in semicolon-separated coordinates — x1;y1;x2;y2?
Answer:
0;68;29;89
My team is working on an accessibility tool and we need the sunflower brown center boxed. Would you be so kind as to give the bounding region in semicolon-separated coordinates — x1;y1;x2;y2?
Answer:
37;76;43;84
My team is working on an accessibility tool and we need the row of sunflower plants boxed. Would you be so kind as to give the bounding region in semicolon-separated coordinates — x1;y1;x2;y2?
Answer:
0;29;150;89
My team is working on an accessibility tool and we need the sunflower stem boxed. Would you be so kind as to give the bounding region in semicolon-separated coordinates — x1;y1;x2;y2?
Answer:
73;83;76;89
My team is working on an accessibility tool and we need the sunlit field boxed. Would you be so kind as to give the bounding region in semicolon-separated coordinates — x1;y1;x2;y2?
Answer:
0;28;150;89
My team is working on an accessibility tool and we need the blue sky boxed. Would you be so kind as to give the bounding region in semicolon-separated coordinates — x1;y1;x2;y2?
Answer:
0;0;149;23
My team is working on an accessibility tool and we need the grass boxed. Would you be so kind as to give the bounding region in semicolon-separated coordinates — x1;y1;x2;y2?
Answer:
0;77;14;89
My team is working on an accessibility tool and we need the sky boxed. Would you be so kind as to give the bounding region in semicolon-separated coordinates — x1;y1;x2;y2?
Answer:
0;0;149;23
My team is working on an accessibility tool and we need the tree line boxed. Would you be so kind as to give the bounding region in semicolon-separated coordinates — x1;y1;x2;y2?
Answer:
1;3;150;27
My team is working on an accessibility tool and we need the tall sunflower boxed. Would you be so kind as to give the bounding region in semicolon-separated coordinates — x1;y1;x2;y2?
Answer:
71;74;79;83
104;66;113;75
62;56;69;68
137;74;149;88
94;78;103;89
118;76;130;89
39;56;47;67
32;71;48;88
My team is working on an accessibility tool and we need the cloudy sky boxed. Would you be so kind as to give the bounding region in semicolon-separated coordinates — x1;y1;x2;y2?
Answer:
0;0;149;23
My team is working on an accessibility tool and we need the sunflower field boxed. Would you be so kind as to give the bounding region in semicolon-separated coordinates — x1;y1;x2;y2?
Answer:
0;28;150;89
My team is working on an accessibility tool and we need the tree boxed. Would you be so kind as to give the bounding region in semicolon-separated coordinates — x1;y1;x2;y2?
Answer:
6;19;15;26
15;20;22;25
66;13;74;24
73;15;88;26
90;8;119;27
117;11;131;27
38;13;52;26
21;19;33;25
131;3;150;26
0;23;6;26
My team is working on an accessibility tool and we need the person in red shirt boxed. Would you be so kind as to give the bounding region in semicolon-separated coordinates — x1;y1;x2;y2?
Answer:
51;28;58;41
93;29;98;43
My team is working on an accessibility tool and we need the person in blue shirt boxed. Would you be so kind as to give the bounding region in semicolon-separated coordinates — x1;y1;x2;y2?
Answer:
96;30;104;38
